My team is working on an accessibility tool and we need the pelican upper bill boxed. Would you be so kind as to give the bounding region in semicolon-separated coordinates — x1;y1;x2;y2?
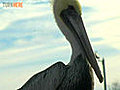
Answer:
60;6;103;83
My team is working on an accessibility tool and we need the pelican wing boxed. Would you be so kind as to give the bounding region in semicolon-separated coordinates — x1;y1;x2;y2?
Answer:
18;62;67;90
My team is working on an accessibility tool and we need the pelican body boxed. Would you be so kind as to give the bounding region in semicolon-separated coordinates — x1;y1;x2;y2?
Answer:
18;0;103;90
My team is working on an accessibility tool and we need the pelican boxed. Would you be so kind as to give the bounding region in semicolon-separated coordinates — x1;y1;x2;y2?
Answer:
18;0;103;90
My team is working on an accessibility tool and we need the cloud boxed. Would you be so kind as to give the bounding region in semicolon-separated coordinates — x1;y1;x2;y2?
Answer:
0;2;51;31
93;44;120;57
0;64;50;90
90;37;103;42
105;55;120;83
89;18;120;50
80;0;120;51
0;38;70;68
0;2;70;70
0;7;54;51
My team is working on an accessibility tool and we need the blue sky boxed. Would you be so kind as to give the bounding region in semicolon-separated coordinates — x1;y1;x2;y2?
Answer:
0;0;120;90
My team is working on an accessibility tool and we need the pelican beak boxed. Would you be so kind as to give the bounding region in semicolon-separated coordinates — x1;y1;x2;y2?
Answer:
60;6;103;83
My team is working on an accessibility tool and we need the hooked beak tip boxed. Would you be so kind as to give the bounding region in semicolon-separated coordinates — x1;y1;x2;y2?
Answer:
99;75;103;83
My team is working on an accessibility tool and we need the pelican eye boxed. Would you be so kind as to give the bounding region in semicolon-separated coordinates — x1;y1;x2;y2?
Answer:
68;5;75;10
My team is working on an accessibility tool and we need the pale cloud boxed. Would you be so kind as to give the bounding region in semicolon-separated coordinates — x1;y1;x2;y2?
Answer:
106;55;120;83
0;10;51;30
0;3;51;31
0;45;44;56
0;43;70;68
0;64;50;90
90;18;120;50
14;39;30;45
80;0;120;51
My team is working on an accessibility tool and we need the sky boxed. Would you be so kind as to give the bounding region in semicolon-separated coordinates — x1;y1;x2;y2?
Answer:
0;0;120;90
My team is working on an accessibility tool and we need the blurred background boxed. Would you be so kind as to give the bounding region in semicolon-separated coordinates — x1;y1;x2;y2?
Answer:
0;0;120;90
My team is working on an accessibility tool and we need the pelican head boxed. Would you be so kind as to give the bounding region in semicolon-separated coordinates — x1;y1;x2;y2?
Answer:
52;0;103;83
51;0;82;15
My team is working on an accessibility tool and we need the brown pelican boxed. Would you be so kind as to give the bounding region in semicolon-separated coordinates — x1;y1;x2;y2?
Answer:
18;0;103;90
